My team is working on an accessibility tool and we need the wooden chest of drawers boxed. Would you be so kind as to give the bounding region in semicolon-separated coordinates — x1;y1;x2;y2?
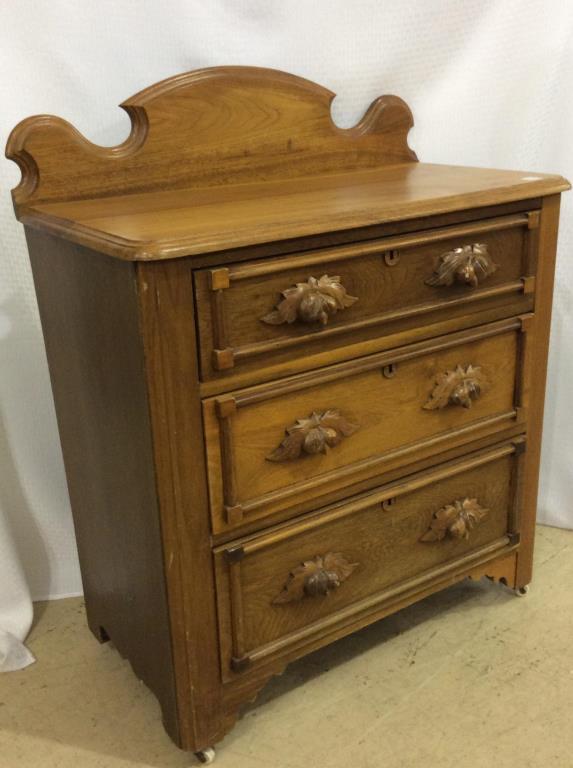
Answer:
7;67;569;761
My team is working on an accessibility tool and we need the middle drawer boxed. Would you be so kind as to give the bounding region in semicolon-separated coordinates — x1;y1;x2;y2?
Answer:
203;316;529;534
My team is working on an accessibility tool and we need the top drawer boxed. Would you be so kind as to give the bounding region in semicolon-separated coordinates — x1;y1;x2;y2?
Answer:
195;211;538;382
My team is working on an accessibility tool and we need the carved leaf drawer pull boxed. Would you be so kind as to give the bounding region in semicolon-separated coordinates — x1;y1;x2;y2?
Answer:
262;274;358;326
272;552;358;604
423;364;486;410
425;243;498;288
266;409;359;462
420;497;489;542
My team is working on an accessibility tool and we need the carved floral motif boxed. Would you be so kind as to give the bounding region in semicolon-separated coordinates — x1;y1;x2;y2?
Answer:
262;275;358;326
272;552;358;604
266;409;359;462
423;364;486;410
426;243;498;288
420;497;489;542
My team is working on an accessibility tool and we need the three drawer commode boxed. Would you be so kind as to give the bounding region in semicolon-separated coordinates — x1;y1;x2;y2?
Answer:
7;67;569;762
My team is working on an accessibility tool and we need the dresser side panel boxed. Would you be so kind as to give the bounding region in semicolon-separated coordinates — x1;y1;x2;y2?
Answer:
26;230;179;743
516;194;561;586
136;259;224;751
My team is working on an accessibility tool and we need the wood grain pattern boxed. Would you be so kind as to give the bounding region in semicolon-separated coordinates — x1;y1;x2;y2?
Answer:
214;442;519;669
515;195;561;589
6;66;416;209
135;259;224;751
4;69;568;263
7;165;568;261
25;231;180;743
204;320;525;531
8;66;567;263
10;69;568;756
218;536;520;706
467;552;517;588
195;213;534;380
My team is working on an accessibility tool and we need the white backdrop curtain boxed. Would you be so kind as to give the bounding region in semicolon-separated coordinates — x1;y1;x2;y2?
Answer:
1;2;572;658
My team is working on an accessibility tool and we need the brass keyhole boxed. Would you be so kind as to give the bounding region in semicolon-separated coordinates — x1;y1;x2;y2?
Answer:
381;497;397;512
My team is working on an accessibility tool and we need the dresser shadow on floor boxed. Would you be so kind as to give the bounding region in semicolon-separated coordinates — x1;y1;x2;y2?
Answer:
0;578;510;768
239;576;510;712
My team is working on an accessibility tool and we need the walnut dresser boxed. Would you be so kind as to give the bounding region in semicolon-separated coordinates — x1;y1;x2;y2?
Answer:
7;67;570;763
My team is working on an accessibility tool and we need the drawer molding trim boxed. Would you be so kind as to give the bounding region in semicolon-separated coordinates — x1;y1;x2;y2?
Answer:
231;411;518;517
420;497;489;542
236;536;518;669
228;317;523;407
228;281;529;367
226;213;533;281
208;317;531;527
219;439;526;671
204;213;537;371
230;440;522;553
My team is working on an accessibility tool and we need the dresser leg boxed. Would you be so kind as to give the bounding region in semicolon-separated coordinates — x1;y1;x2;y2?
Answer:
194;747;216;764
514;584;529;597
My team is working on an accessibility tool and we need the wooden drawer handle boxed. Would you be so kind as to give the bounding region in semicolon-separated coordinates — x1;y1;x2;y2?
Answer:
423;364;485;410
420;497;489;542
266;409;359;462
261;274;358;326
272;552;358;604
425;243;498;288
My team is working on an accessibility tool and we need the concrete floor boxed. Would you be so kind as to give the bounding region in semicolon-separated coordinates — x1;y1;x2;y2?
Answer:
1;525;572;768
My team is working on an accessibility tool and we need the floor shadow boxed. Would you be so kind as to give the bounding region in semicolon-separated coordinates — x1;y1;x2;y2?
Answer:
0;578;514;768
244;575;512;712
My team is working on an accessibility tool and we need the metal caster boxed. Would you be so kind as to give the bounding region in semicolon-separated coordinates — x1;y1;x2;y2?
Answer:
195;747;216;764
514;585;529;597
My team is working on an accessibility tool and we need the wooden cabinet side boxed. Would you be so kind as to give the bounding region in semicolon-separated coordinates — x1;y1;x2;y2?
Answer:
26;230;180;744
515;193;562;587
135;259;226;751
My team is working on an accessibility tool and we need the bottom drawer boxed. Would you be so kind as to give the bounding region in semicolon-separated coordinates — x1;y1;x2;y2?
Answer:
214;440;523;675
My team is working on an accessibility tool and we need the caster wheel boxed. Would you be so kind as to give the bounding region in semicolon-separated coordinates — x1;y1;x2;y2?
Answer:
515;585;529;597
195;747;216;764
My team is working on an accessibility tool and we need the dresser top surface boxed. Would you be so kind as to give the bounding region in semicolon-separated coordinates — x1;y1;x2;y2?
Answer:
14;163;568;260
6;66;569;260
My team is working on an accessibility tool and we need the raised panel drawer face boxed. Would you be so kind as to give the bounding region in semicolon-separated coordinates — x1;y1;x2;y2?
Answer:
195;212;538;381
203;318;529;533
215;442;522;675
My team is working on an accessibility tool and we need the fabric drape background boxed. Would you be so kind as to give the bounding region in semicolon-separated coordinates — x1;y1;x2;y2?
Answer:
0;0;571;658
0;508;34;671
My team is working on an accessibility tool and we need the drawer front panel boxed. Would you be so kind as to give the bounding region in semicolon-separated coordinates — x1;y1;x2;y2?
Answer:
195;212;538;381
204;318;530;533
215;441;523;673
